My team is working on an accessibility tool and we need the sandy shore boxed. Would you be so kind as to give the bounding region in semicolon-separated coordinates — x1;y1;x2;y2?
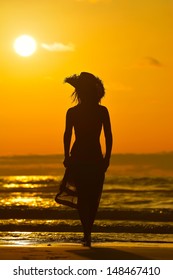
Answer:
0;242;173;260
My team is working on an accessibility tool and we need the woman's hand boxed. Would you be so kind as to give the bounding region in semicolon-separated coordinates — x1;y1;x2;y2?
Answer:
103;157;110;172
63;156;71;168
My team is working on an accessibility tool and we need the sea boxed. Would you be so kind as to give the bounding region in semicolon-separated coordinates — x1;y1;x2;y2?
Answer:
0;154;173;245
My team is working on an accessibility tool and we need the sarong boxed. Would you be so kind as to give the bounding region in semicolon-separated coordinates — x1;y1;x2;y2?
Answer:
55;163;105;209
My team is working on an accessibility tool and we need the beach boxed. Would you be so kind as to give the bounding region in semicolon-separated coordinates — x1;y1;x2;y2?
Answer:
0;154;173;260
1;242;173;260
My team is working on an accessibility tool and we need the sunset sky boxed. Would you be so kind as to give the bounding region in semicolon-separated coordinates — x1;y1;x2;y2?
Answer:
0;0;173;156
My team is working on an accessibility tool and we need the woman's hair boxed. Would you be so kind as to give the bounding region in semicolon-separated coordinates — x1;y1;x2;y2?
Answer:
64;72;105;104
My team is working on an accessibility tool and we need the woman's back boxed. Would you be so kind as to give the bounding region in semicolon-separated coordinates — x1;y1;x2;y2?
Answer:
69;104;106;162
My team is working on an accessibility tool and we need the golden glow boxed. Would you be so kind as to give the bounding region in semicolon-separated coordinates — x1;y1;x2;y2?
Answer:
13;35;37;57
0;1;173;155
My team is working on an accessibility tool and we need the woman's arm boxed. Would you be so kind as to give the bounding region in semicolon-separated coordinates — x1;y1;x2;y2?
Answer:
63;108;73;167
102;107;113;171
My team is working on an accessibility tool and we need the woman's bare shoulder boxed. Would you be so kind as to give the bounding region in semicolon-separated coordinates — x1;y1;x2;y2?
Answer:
98;105;109;114
66;105;78;114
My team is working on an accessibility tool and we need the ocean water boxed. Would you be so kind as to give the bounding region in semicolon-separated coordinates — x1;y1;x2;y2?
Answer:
0;170;173;245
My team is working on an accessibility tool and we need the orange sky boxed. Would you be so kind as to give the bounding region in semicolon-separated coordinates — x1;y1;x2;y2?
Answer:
0;0;173;155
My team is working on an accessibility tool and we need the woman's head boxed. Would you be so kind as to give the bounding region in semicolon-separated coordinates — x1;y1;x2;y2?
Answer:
64;72;105;104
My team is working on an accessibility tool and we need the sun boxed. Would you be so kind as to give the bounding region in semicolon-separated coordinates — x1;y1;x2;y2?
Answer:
14;35;37;57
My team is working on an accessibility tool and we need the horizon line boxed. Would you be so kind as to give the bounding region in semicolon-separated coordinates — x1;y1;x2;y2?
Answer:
0;151;173;158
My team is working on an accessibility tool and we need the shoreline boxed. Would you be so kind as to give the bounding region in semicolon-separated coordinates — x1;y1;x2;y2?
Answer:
0;242;173;260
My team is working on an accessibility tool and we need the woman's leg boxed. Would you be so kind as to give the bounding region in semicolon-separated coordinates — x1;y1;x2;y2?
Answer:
75;167;104;246
87;178;104;236
77;185;91;245
77;176;104;246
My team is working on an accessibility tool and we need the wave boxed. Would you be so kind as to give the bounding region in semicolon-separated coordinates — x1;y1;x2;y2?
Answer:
1;206;173;222
0;218;173;234
1;231;173;244
1;175;173;187
105;176;173;186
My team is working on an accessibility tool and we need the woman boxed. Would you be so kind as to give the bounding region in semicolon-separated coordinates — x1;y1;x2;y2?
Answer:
55;72;112;247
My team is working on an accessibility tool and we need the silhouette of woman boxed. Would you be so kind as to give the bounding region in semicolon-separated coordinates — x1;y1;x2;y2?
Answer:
55;72;112;247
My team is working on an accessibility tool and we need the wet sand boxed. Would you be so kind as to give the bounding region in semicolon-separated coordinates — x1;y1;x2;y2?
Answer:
0;242;173;260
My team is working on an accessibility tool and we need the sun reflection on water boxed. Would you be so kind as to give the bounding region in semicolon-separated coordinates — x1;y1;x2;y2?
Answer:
1;175;60;208
11;196;41;206
3;183;36;189
1;194;57;208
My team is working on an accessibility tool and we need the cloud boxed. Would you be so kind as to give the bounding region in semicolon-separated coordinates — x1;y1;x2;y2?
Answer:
135;57;163;69
41;42;75;52
145;57;163;67
126;57;163;70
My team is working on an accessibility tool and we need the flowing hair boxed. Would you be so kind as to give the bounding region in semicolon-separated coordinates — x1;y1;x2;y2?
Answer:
64;73;105;104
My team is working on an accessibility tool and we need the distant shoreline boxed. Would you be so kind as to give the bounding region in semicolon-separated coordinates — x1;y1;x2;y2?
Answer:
0;152;173;158
0;153;173;176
